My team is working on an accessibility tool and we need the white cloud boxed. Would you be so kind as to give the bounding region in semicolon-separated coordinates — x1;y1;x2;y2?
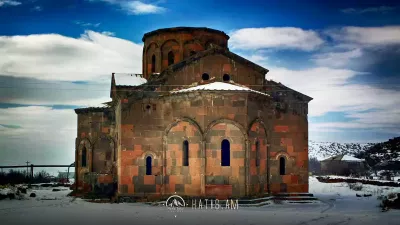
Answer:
229;27;324;51
74;20;101;27
0;106;76;167
123;1;165;14
0;0;21;7
267;66;400;124
32;6;42;11
312;48;363;67
327;26;400;46
341;6;396;14
90;0;166;15
0;30;143;81
101;31;115;36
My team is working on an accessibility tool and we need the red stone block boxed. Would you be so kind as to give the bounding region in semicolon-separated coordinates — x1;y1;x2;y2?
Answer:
213;124;227;130
120;176;132;185
251;124;258;132
205;185;232;199
296;160;305;168
270;183;280;193
168;144;179;151
287;146;294;154
133;144;142;151
189;143;199;151
291;175;299;184
282;175;292;183
227;114;235;120
128;184;134;193
102;127;109;133
130;166;139;176
223;64;231;72
230;144;242;151
122;99;128;103
171;125;184;131
274;125;289;133
144;175;155;185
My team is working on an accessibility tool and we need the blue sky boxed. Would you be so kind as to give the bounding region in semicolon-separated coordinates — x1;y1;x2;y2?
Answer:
0;0;400;168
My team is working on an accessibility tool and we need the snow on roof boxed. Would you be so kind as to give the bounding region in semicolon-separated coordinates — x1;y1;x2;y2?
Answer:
170;82;270;96
321;154;365;162
115;74;147;86
341;155;364;162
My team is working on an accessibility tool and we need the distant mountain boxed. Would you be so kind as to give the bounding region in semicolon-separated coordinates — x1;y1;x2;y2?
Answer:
355;137;400;168
308;140;375;161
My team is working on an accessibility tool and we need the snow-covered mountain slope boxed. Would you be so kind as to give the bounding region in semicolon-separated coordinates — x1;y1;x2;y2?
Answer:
308;140;375;160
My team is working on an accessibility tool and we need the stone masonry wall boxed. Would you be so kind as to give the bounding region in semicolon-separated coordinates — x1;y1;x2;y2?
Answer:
266;93;309;193
143;29;228;78
75;109;117;192
161;54;265;91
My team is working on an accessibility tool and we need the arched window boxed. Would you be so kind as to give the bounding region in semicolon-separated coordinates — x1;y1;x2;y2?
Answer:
146;156;152;175
81;147;87;167
221;139;230;166
255;140;260;167
223;74;230;81
183;140;189;166
151;54;156;73
279;157;286;175
168;51;174;66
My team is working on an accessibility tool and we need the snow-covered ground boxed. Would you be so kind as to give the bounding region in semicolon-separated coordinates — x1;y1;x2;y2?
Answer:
0;178;399;225
319;175;400;183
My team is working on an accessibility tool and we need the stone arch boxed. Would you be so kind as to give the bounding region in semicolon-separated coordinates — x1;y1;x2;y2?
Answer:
247;118;270;195
248;117;268;138
77;138;93;171
92;135;115;174
146;42;160;76
205;118;248;141
163;117;204;196
146;42;159;51
161;39;180;70
164;117;204;137
274;151;293;161
140;150;159;160
183;39;204;58
204;118;247;197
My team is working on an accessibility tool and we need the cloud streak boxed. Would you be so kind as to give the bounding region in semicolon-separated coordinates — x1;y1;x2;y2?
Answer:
0;0;20;7
0;30;143;81
326;26;400;46
341;6;396;14
229;27;324;51
89;0;166;15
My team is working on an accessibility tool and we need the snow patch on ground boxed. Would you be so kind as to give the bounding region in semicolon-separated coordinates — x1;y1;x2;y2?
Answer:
0;178;399;225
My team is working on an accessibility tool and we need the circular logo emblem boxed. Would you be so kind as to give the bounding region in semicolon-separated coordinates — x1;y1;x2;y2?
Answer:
165;195;186;211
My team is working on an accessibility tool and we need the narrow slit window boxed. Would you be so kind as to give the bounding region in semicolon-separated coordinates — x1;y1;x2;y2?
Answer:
81;147;87;167
151;54;156;73
221;139;230;166
168;51;174;66
146;156;152;175
256;140;260;167
279;157;286;175
183;140;189;166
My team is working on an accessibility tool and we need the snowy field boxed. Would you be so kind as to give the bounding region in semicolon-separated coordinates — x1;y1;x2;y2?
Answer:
1;178;399;225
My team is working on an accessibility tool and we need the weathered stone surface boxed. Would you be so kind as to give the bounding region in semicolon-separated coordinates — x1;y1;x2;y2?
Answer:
74;27;311;199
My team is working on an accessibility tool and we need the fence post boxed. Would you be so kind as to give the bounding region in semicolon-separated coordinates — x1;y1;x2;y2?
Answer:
30;164;34;181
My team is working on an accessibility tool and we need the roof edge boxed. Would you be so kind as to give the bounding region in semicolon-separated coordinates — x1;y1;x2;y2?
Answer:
142;27;230;42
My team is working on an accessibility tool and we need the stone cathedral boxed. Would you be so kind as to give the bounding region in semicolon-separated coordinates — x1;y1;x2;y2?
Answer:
74;27;312;200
